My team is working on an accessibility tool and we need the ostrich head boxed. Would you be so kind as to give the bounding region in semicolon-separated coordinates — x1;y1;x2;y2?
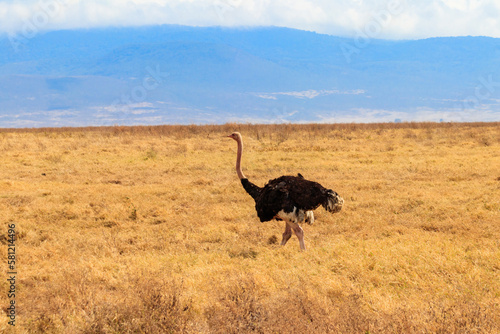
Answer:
323;190;344;214
227;132;242;141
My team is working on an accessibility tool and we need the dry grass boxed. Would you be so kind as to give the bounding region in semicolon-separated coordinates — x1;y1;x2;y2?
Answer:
1;122;499;333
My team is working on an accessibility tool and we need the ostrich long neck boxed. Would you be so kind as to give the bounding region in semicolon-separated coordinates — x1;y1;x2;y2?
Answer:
234;134;262;201
236;136;246;179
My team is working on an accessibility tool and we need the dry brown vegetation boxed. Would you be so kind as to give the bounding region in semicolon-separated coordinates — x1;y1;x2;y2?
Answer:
0;122;499;333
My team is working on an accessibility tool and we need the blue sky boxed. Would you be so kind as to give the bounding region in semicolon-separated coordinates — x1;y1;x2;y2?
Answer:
0;0;499;39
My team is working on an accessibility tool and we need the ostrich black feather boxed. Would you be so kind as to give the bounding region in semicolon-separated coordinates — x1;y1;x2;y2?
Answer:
242;175;342;223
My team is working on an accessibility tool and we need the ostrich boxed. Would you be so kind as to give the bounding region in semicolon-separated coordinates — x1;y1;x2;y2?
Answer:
227;132;343;250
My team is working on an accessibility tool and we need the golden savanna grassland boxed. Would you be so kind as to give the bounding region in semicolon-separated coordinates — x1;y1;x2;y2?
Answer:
0;122;499;333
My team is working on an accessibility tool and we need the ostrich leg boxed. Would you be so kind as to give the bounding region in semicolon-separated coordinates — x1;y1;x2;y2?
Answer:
281;222;293;246
290;222;306;251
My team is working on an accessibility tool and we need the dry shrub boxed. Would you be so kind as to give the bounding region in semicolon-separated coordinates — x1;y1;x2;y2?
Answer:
270;292;499;334
206;276;266;334
421;299;499;334
145;147;158;160
228;246;259;259
206;275;499;334
267;235;278;244
375;299;500;334
24;272;194;334
81;278;194;334
26;314;60;333
404;129;418;139
206;276;372;334
479;136;492;146
265;289;371;334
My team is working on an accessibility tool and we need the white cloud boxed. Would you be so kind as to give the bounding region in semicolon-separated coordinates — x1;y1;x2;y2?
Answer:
255;89;365;100
0;0;499;39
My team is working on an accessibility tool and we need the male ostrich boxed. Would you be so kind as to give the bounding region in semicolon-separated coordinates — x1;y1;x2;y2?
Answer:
228;132;343;250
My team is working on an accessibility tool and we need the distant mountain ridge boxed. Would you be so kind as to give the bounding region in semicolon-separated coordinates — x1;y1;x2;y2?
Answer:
0;25;499;127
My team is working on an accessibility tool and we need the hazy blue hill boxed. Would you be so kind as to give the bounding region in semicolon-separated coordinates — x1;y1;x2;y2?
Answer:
0;25;499;126
86;41;308;91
